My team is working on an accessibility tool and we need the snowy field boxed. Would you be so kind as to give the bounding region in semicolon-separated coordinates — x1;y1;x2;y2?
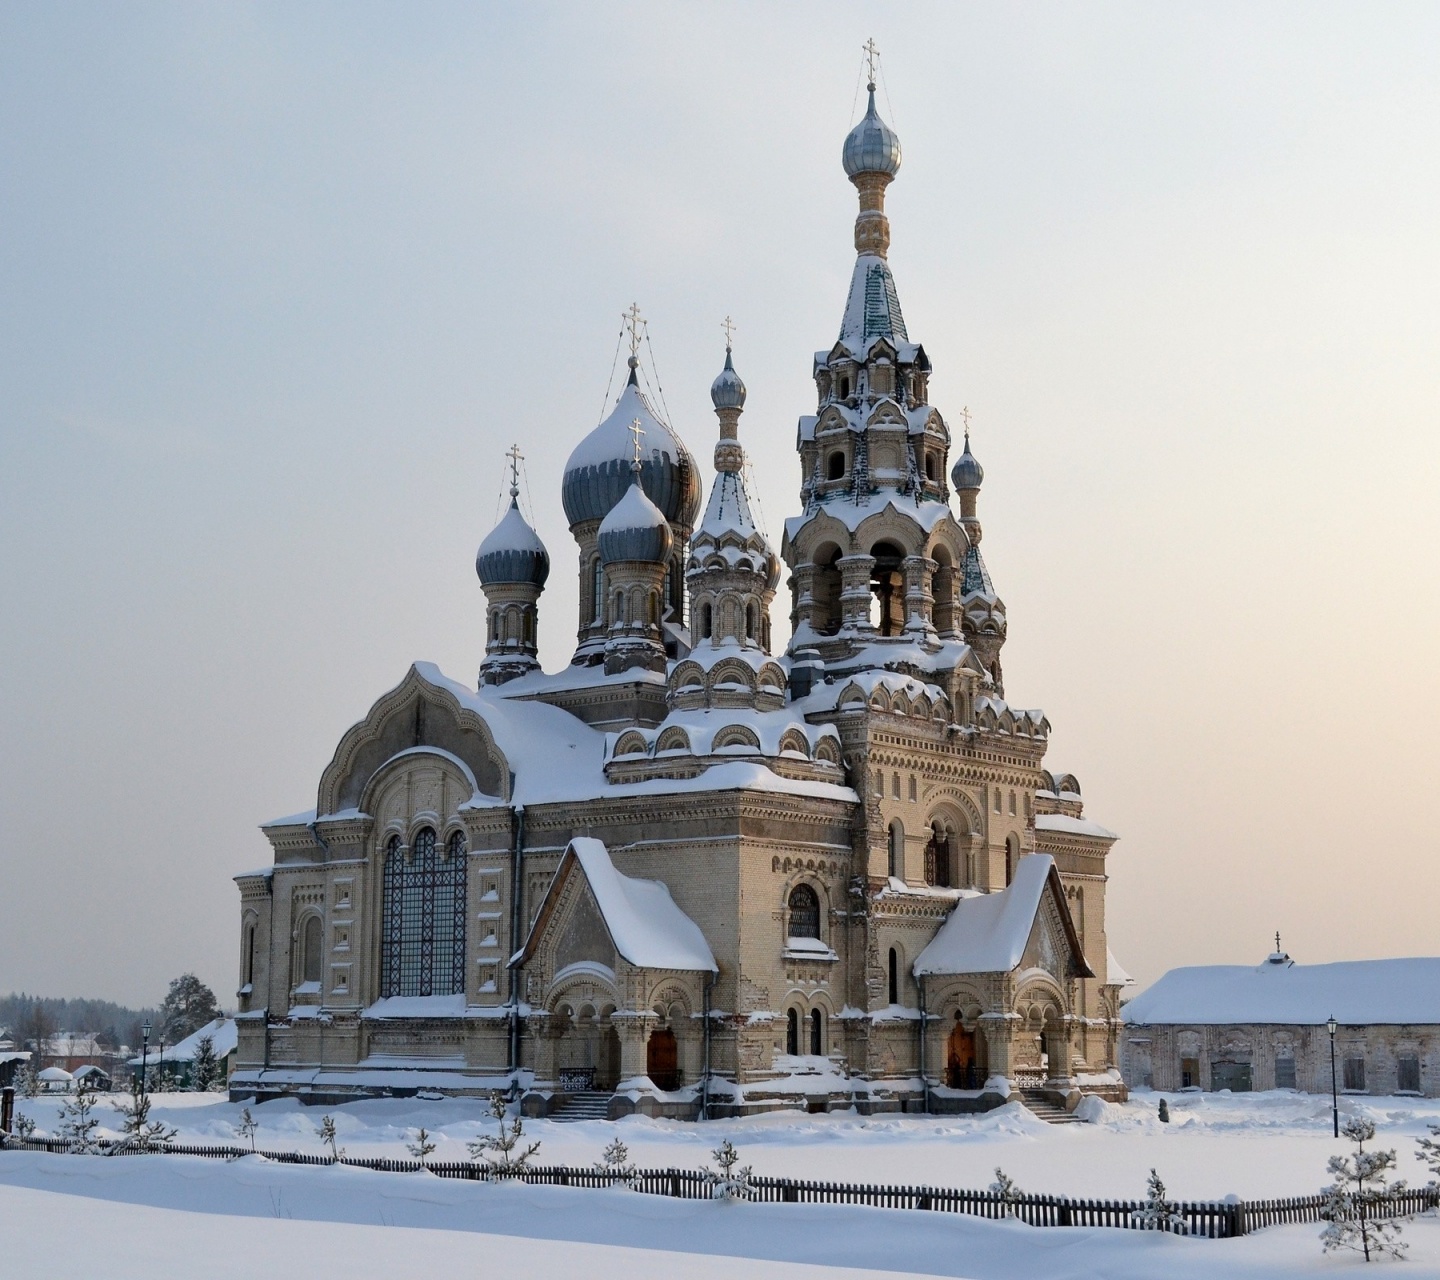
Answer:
3;1090;1438;1278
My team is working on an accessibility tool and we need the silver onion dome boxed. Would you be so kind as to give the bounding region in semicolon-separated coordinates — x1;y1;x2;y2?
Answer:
951;434;984;491
562;361;701;528
476;497;550;588
842;86;902;178
710;346;747;411
598;470;674;566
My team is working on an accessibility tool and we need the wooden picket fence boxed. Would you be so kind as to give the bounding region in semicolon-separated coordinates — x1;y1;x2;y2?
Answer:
3;1134;1437;1239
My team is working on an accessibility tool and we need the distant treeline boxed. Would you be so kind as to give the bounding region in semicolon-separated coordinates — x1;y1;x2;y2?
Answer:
0;992;160;1051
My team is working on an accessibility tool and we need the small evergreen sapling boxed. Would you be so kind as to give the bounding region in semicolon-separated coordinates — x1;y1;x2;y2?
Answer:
13;1113;36;1140
1418;1123;1440;1185
235;1106;259;1153
316;1115;345;1162
116;1075;178;1151
704;1139;754;1202
56;1083;103;1155
191;1034;220;1092
17;1059;39;1099
988;1167;1025;1216
1131;1169;1186;1233
407;1127;437;1166
595;1136;638;1188
1321;1116;1408;1262
466;1093;540;1170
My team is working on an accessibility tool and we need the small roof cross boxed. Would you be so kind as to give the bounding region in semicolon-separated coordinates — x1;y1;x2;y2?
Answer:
960;404;972;445
506;443;524;498
627;416;646;469
722;315;736;351
1275;930;1282;953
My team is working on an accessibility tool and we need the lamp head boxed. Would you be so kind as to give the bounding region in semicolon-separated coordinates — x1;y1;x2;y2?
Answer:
1327;1016;1338;1035
141;1020;151;1040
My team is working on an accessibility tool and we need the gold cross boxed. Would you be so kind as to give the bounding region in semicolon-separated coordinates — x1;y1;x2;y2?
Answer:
864;37;880;89
627;416;646;467
960;405;972;443
505;443;523;497
722;315;736;350
624;302;644;360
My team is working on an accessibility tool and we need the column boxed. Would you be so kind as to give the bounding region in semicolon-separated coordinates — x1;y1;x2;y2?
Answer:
838;554;876;632
902;554;936;636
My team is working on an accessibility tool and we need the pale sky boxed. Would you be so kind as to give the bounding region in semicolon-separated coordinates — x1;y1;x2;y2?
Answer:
2;4;1437;1008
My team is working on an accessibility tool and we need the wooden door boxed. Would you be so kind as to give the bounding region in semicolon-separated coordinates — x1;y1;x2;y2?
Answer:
647;1028;679;1091
946;1023;977;1089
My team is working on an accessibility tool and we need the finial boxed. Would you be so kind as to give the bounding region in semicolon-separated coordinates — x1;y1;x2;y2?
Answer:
864;37;880;92
721;314;736;352
627;416;646;474
505;443;523;500
961;405;972;439
1275;930;1282;953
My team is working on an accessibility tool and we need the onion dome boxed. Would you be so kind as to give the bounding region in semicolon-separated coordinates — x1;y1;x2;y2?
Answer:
951;432;984;491
710;346;747;411
598;469;674;566
476;497;550;588
842;84;902;179
562;359;701;528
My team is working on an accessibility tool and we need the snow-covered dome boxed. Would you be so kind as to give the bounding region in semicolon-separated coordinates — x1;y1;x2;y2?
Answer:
951;435;984;491
710;347;746;411
476;497;550;588
842;86;902;179
562;361;701;528
598;471;675;566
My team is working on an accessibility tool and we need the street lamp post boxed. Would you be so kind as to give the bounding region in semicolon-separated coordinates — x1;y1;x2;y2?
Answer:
140;1020;152;1098
1327;1015;1339;1138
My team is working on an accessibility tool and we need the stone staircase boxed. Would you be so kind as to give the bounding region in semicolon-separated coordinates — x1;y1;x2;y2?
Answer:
550;1091;613;1122
1019;1088;1081;1125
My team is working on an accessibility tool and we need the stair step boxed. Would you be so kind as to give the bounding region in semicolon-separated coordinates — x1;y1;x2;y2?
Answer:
551;1091;613;1122
1019;1090;1083;1125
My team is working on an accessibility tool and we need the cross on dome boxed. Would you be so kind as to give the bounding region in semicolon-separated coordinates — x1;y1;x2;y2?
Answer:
627;416;646;469
864;36;880;90
505;443;524;498
624;302;644;361
722;315;736;351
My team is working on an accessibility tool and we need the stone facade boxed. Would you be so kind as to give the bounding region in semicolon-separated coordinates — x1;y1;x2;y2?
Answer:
232;76;1129;1118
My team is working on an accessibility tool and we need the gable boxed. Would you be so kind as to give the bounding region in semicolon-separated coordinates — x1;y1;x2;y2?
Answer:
553;880;619;975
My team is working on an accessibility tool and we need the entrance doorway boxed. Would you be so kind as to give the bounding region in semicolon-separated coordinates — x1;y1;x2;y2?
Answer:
946;1020;980;1090
647;1027;679;1091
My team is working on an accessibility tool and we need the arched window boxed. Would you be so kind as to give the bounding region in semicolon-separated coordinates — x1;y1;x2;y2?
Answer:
786;1008;799;1056
614;590;624;625
827;451;846;480
925;453;939;482
887;821;903;879
243;923;256;987
891;772;901;799
838;375;851;399
1005;834;1019;887
812;545;843;635
787;884;820;939
810;1009;823;1055
380;827;467;998
700;603;712;639
592;559;604;622
745;603;756;640
908;776;917;801
300;915;323;986
925;822;952;888
888;948;899;1005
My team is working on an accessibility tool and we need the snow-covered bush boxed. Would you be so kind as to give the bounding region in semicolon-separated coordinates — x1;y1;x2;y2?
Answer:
56;1084;102;1154
704;1139;754;1203
406;1127;437;1165
16;1059;39;1099
12;1113;36;1140
989;1167;1025;1216
115;1075;177;1152
466;1093;540;1171
1321;1116;1407;1262
316;1114;345;1161
1158;1099;1170;1123
234;1106;259;1153
1131;1169;1186;1233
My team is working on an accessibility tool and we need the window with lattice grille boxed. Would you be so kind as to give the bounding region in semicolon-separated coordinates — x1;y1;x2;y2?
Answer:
380;828;467;998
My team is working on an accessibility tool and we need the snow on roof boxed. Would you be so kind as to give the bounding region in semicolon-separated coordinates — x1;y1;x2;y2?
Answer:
521;838;717;973
914;855;1059;976
1107;947;1135;987
784;491;954;544
126;1018;236;1067
1122;957;1440;1026
1034;813;1119;841
362;994;468;1020
38;1067;72;1081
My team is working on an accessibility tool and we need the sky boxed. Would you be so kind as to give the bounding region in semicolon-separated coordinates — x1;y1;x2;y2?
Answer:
1;3;1437;1009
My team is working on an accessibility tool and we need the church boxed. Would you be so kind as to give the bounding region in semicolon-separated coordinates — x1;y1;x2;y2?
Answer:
231;69;1130;1119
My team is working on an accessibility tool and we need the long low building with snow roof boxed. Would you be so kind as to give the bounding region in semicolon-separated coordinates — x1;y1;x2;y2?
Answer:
229;61;1132;1119
1120;950;1440;1096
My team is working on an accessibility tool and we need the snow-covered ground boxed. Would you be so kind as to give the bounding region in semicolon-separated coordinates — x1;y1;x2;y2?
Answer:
4;1090;1439;1277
